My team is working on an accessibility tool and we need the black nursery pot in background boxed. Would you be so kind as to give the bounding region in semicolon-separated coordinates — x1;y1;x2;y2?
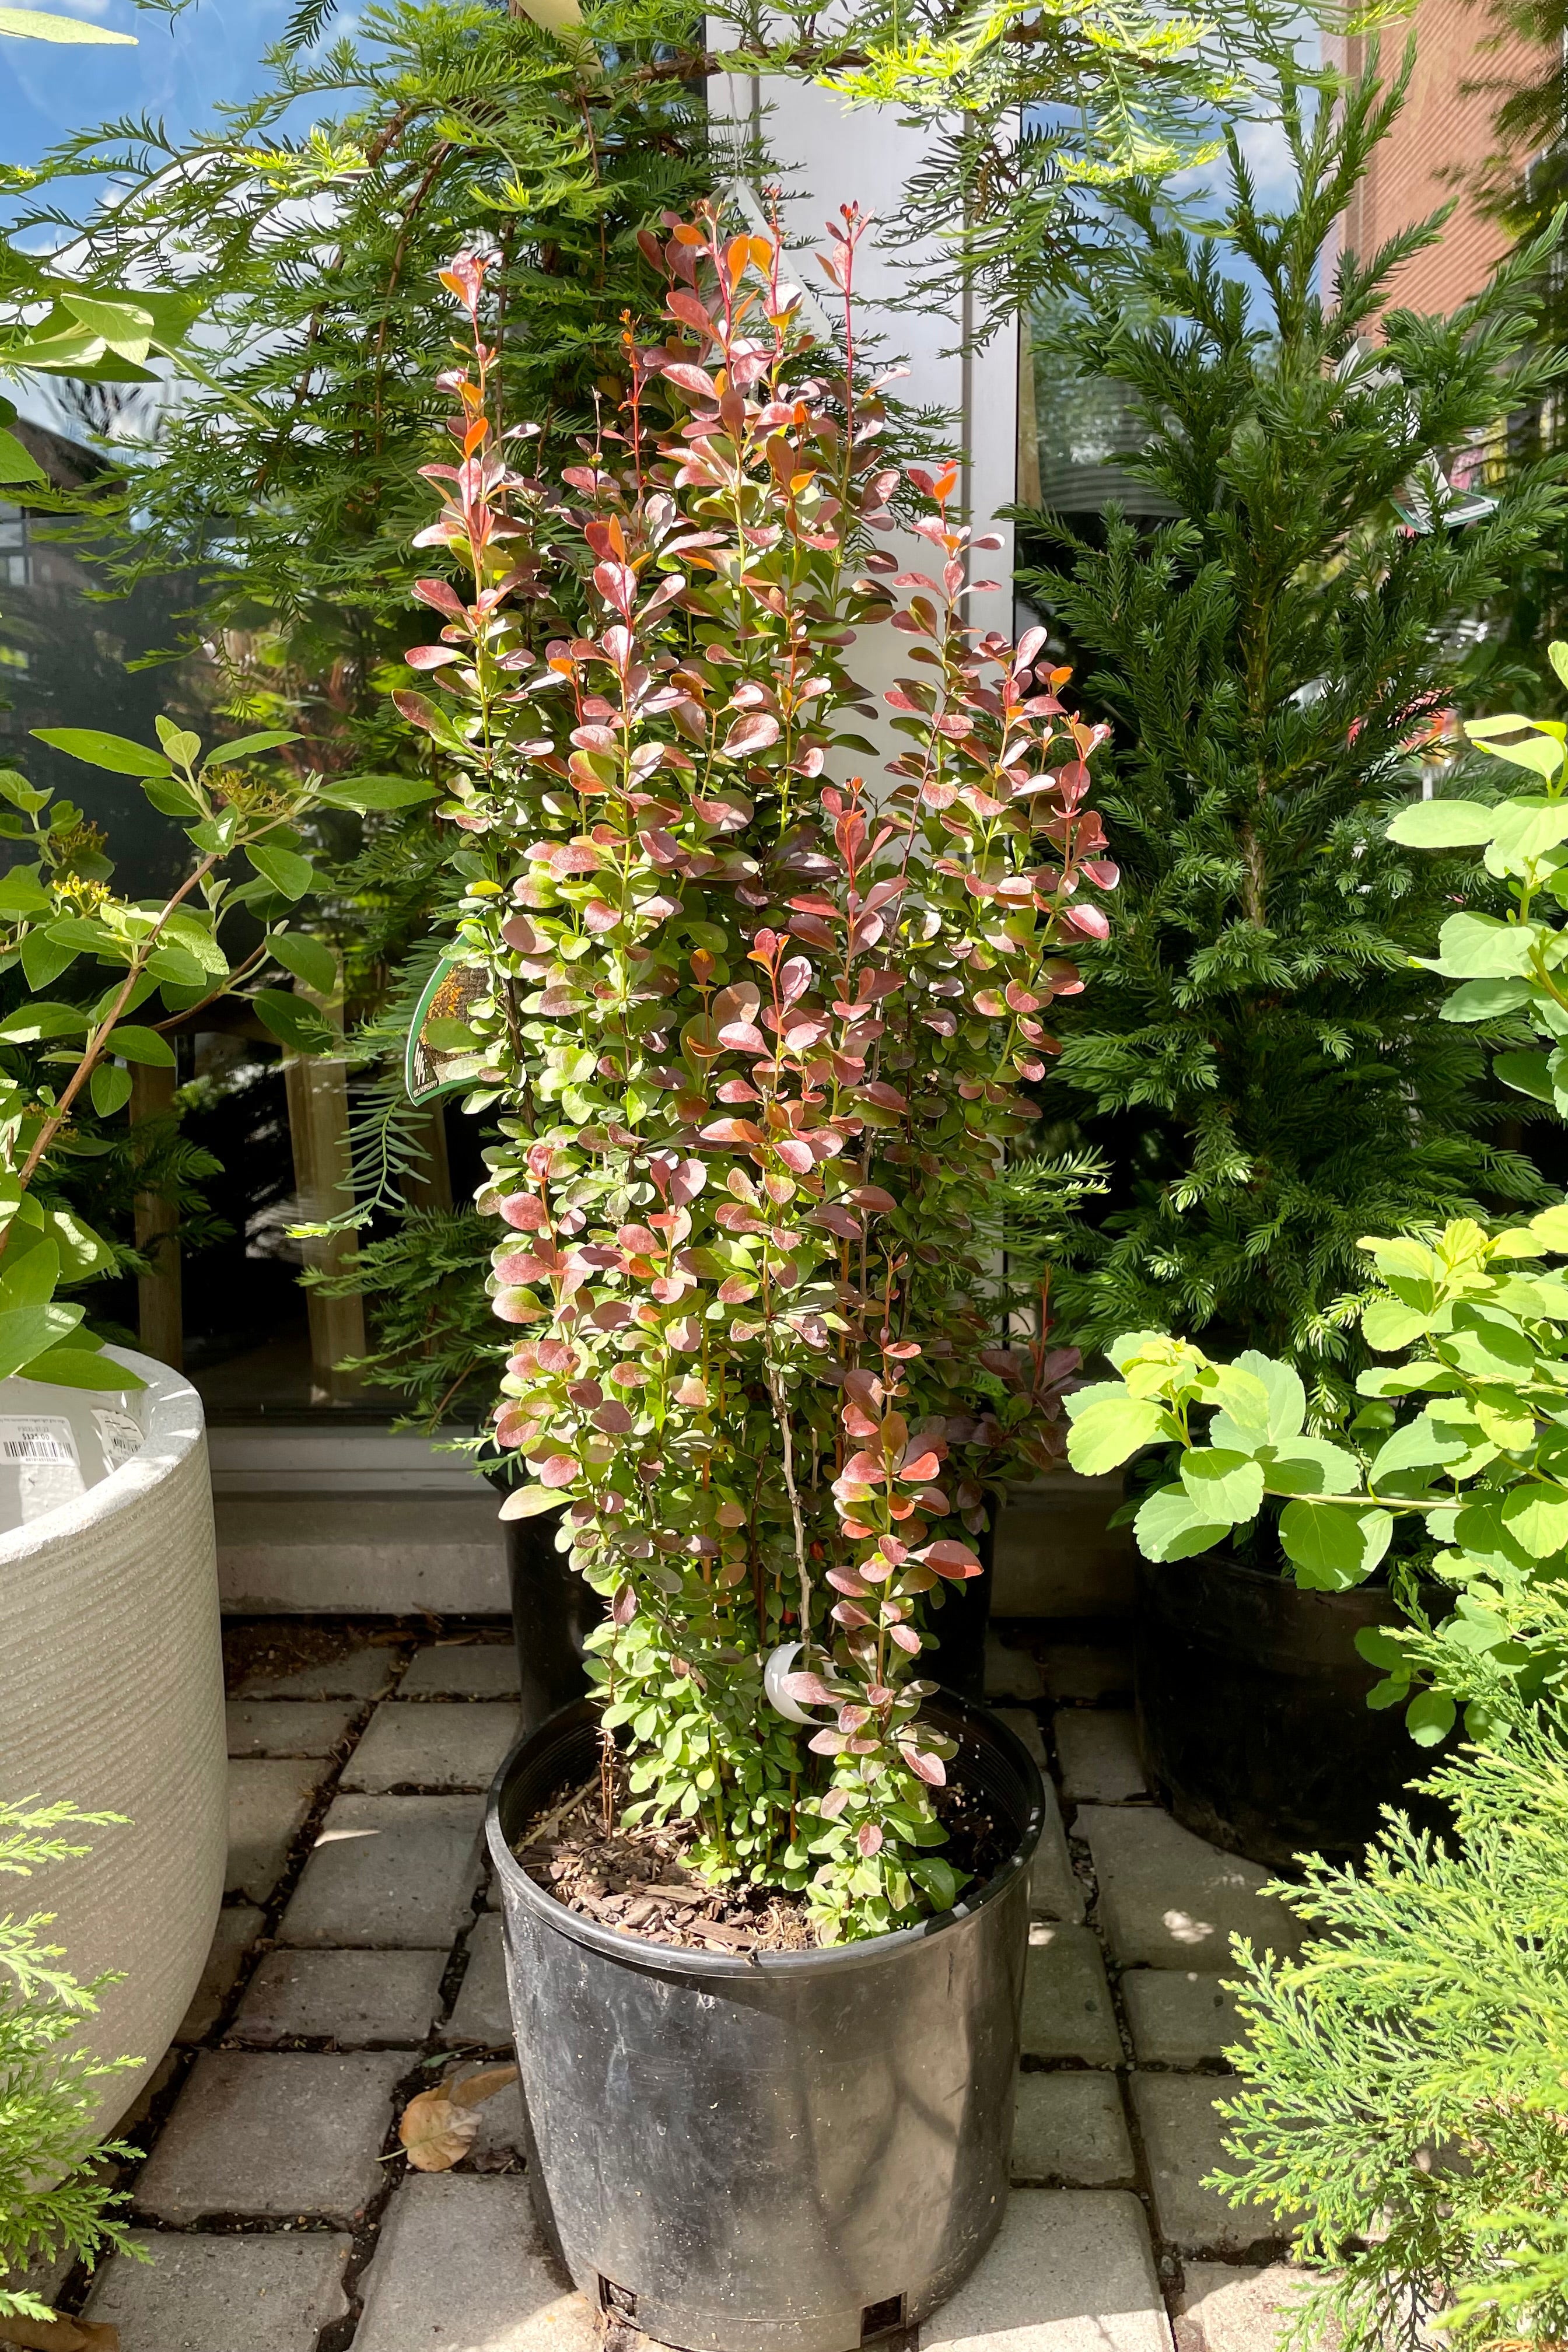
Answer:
499;1494;998;1739
1135;1551;1436;1869
487;1693;1044;2352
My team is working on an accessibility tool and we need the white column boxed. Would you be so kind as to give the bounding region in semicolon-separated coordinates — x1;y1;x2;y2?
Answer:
709;53;1020;775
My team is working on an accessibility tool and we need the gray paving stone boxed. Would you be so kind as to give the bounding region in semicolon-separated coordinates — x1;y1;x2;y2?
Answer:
237;1644;400;1702
1012;2074;1135;2186
175;1903;266;2045
1031;1779;1086;1924
135;2050;406;2226
440;1914;513;2047
354;2175;597;2351
226;1699;359;1758
1174;2263;1340;2352
1075;1807;1305;1970
464;2071;527;2169
985;1633;1045;1701
1042;1645;1134;1704
277;1792;485;1948
996;1707;1048;1765
6;2246;74;2319
82;2228;353;2351
1055;1710;1147;1803
402;1642;520;1698
923;2189;1171;2352
1131;2076;1275;2256
226;1759;327;1902
231;1948;447;2046
118;2050;181;2148
1122;1972;1245;2067
341;1700;520;1793
1021;1923;1122;2064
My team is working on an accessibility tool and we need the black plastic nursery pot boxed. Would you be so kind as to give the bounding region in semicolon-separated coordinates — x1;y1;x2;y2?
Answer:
502;1501;998;1738
501;1500;600;1736
486;1692;1044;2352
1135;1550;1436;1869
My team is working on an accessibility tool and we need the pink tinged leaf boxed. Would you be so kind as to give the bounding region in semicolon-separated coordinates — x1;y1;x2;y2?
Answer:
775;1139;815;1174
901;1745;946;1787
889;1623;922;1654
825;1566;873;1597
719;713;782;759
406;644;460;670
393;690;444;734
414;577;468;619
784;1670;836;1707
499;1193;547;1231
820;1786;850;1820
493;1289;539;1324
813;1203;862;1240
540;1454;578;1489
594;1401;635;1434
808;1728;847;1755
857;1821;884;1859
1060;901;1110;940
923;1539;984;1580
612;1583;638;1626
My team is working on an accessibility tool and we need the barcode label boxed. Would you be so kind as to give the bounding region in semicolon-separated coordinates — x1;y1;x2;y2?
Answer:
0;1417;80;1466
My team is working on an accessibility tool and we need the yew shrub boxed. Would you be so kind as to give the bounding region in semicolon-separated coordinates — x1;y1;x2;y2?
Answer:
400;205;1113;1937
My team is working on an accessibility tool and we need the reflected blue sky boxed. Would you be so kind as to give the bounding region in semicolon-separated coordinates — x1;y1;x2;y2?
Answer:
2;0;297;176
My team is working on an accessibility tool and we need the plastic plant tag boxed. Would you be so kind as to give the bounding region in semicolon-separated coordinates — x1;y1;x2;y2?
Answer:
405;953;492;1103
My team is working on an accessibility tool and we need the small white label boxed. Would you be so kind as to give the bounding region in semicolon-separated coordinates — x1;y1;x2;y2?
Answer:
93;1408;144;1471
0;1416;80;1466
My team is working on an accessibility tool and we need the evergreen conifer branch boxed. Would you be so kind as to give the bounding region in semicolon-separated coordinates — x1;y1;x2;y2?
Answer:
1018;62;1568;1383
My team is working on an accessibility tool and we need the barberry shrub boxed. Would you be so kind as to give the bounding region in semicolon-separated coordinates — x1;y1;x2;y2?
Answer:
397;206;1114;1938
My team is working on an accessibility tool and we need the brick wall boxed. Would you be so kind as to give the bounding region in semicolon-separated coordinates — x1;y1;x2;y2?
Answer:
1333;0;1550;315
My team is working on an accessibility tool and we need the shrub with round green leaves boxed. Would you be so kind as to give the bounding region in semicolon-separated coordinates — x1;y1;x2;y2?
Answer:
1066;1206;1568;1744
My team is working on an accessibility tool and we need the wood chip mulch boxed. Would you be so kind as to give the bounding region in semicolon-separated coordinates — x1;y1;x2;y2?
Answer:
512;1775;816;1954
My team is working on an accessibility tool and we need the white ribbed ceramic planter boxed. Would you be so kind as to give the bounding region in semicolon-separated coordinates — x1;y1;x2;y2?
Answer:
0;1346;224;2130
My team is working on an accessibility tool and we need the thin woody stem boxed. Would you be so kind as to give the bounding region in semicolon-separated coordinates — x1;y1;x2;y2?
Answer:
766;1359;813;1657
15;852;223;1196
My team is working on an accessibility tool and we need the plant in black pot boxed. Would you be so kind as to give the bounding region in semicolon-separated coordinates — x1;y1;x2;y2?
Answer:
391;208;1114;2347
1014;70;1566;1861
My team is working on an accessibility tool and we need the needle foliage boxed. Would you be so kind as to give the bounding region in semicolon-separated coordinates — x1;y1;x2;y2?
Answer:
1018;69;1568;1392
0;1801;141;2328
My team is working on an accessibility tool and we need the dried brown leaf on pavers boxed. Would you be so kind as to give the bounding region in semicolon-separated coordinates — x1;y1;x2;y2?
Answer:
0;2316;118;2350
398;2064;519;2172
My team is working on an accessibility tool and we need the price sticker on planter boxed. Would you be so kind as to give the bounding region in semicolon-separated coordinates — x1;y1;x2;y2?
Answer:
0;1415;86;1528
0;1417;78;1466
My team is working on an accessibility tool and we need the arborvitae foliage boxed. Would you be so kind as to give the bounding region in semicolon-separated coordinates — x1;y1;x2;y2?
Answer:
0;1802;141;2326
1018;72;1567;1393
1216;1696;1568;2352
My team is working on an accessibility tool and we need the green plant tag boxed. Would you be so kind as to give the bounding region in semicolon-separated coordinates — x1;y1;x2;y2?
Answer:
407;955;492;1102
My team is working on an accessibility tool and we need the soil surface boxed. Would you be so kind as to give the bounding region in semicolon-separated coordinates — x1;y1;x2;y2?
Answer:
513;1759;1003;1954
